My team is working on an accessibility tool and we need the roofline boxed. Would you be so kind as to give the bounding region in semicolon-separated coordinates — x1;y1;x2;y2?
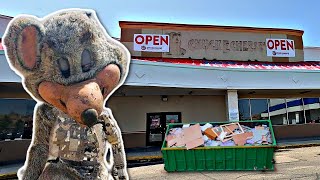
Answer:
0;14;13;19
304;46;320;50
119;21;304;36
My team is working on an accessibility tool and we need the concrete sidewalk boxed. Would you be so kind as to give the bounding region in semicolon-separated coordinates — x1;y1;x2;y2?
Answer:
128;146;320;180
1;138;320;179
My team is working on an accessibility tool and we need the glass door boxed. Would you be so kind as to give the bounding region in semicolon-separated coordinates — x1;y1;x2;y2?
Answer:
146;112;181;146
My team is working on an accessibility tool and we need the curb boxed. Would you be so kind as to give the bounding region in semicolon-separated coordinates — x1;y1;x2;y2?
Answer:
126;143;320;161
127;155;162;161
1;143;319;178
276;143;320;149
0;173;17;180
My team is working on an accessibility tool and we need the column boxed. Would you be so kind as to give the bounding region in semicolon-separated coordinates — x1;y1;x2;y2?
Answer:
226;90;240;121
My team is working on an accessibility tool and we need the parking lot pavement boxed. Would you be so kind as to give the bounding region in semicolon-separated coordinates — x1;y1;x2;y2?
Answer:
128;146;320;180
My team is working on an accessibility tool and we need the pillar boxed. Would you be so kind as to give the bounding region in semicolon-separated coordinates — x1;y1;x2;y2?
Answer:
226;90;239;121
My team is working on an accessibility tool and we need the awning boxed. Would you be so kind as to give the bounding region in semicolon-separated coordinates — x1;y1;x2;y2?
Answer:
133;57;320;71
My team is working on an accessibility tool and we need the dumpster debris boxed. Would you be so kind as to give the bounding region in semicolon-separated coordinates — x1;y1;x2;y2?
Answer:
166;122;273;149
204;128;217;140
203;134;210;142
182;124;190;129
201;123;213;132
232;132;253;146
183;124;204;149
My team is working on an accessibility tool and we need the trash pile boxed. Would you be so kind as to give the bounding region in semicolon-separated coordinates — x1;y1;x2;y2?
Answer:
165;122;273;150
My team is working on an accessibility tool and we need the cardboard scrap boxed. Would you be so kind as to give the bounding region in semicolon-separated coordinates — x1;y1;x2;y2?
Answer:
233;132;253;146
167;137;178;147
183;124;202;142
166;134;175;142
186;137;204;150
204;128;217;140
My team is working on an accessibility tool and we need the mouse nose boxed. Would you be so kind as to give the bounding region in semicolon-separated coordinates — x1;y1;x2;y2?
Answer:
81;108;99;127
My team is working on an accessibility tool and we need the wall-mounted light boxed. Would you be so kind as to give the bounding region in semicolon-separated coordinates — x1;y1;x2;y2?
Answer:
248;91;256;94
161;95;168;102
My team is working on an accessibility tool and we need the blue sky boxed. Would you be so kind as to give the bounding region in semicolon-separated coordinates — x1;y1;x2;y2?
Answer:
1;0;319;46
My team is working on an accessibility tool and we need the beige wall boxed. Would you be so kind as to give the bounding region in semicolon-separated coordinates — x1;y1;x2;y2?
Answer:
107;95;227;133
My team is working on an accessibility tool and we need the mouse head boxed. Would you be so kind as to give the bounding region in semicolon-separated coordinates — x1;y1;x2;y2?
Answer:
3;9;131;127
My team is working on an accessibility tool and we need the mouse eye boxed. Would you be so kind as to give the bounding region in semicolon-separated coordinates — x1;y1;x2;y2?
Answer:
81;49;92;72
58;58;70;78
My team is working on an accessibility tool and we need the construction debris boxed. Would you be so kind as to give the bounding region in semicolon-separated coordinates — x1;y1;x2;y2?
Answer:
166;122;273;149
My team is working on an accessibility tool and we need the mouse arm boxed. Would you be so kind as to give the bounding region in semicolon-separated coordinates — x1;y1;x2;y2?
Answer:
99;108;129;180
18;103;55;180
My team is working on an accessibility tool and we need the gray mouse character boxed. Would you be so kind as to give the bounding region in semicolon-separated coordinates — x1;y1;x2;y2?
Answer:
3;8;131;180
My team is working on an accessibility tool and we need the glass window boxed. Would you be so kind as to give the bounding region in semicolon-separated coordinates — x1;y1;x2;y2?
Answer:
304;98;320;124
268;99;287;125
238;99;250;120
286;98;305;124
250;99;268;120
0;98;36;141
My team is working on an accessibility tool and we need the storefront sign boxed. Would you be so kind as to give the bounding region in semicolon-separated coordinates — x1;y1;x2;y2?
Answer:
134;34;169;52
188;39;266;53
266;38;295;57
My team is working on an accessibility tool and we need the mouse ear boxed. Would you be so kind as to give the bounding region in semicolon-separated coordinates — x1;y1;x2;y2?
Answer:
3;16;45;74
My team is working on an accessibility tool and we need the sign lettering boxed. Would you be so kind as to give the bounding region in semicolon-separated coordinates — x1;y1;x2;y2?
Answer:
266;38;295;57
134;34;169;52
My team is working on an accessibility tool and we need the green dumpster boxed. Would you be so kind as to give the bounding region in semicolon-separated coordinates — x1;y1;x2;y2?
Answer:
161;120;276;171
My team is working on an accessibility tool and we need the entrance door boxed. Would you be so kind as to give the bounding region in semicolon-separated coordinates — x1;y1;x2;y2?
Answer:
146;112;181;146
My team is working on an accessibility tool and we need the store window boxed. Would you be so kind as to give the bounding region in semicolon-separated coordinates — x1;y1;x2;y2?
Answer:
238;99;250;120
286;98;305;124
268;99;287;125
304;98;320;124
239;97;320;125
0;98;36;141
250;99;268;120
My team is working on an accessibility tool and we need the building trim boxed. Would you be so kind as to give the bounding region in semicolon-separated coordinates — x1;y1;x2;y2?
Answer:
0;14;13;19
119;21;304;36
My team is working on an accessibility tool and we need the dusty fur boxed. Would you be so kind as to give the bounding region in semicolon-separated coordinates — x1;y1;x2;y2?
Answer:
3;8;131;180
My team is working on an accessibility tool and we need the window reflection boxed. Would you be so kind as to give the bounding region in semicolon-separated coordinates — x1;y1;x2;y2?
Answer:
239;97;320;125
238;99;250;120
0;98;36;141
303;98;320;124
250;99;268;120
268;99;287;125
286;98;304;124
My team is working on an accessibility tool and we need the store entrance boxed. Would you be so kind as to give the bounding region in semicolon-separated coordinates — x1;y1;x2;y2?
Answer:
146;112;181;146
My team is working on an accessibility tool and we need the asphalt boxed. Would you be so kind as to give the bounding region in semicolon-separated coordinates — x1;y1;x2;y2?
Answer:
1;138;320;179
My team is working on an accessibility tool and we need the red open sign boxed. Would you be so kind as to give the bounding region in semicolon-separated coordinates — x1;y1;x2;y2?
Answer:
267;39;294;50
134;35;169;45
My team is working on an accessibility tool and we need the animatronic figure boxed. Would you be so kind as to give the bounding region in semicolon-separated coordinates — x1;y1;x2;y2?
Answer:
3;9;131;180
